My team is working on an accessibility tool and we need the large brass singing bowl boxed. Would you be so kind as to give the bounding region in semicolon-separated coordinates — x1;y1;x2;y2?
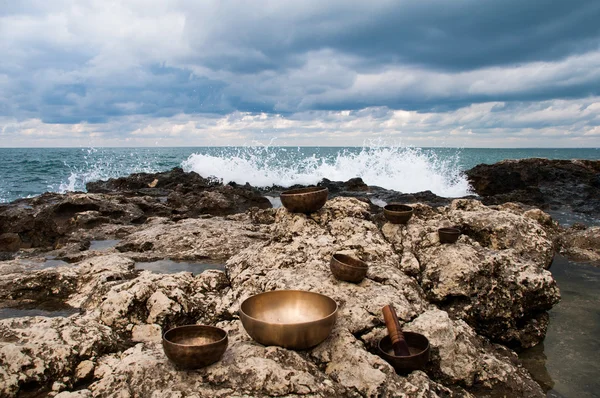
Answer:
280;187;328;213
239;290;338;350
162;325;228;369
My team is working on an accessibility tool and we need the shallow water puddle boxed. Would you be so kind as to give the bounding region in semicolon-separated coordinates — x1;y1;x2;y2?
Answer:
519;255;600;398
135;259;225;275
0;306;80;320
42;257;69;268
89;239;121;251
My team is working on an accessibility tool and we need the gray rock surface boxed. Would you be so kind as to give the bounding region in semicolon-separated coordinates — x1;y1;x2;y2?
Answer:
0;196;558;397
559;226;600;264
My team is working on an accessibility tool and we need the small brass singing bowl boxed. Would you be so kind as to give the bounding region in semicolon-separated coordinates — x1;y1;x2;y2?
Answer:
383;204;414;224
438;227;461;244
239;290;338;350
162;325;228;369
378;332;430;374
330;253;368;283
280;187;329;213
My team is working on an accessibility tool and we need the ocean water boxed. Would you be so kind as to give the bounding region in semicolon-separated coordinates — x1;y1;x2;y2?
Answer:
1;146;599;204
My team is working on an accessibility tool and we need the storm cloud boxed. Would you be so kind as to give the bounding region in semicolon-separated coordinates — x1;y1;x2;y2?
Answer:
1;0;599;146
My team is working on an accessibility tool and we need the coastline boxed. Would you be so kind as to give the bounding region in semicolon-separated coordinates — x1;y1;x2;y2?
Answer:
0;159;599;397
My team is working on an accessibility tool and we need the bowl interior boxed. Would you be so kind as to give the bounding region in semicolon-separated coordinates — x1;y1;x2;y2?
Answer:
163;325;226;346
332;253;367;269
379;332;430;358
384;204;413;213
281;186;327;196
241;290;337;325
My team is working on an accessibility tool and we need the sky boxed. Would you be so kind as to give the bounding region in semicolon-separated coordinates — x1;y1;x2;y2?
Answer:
1;0;600;147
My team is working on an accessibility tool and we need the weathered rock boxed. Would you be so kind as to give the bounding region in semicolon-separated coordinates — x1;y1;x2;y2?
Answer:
0;196;559;397
559;226;600;264
466;158;600;215
381;199;560;347
0;192;147;250
221;197;548;396
0;315;119;397
405;310;545;397
86;167;272;217
0;233;21;252
115;216;270;261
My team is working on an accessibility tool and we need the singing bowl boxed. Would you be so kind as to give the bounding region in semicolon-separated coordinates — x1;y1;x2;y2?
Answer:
438;227;461;244
383;204;414;224
162;325;228;369
280;187;328;213
239;290;338;350
330;253;368;283
378;332;430;374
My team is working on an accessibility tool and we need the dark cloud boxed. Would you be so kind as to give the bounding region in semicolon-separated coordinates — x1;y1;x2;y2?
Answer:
0;0;599;137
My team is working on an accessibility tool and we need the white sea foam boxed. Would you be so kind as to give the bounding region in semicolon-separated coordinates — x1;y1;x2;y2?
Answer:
56;149;162;194
182;145;473;197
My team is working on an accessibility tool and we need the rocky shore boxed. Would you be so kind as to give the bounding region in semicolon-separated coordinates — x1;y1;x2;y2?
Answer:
0;159;598;397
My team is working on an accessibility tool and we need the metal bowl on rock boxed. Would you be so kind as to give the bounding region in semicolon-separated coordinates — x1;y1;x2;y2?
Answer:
280;187;328;213
239;290;338;350
383;204;414;224
330;253;368;283
162;325;228;369
438;227;461;244
378;332;430;374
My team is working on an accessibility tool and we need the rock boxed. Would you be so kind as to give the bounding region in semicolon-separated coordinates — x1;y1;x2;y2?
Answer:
559;226;600;264
74;360;95;383
0;195;559;396
0;233;21;252
406;310;545;397
131;324;162;343
115;216;270;261
447;199;554;268
0;168;272;251
86;167;272;217
0;192;147;249
380;199;560;347
466;158;600;215
0;315;119;397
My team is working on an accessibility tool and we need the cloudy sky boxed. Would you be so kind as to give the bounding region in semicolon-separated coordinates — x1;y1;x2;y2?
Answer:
1;0;600;147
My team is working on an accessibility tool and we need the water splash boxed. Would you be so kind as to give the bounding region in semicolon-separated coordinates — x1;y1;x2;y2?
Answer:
182;145;473;197
55;148;164;194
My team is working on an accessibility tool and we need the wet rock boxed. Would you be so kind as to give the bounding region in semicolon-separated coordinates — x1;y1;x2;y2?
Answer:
0;192;147;250
466;158;600;215
0;233;21;252
559;226;600;264
87;167;272;217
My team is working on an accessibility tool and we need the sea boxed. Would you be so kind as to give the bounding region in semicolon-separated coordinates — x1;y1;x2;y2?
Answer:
1;145;600;398
1;146;599;204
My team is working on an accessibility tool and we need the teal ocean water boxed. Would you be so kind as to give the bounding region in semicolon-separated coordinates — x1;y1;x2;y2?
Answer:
1;146;599;204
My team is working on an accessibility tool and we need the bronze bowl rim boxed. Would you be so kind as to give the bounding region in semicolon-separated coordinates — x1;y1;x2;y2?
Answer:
239;289;339;327
377;332;430;359
438;227;460;235
162;324;228;348
280;186;329;197
331;253;368;270
383;203;414;214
